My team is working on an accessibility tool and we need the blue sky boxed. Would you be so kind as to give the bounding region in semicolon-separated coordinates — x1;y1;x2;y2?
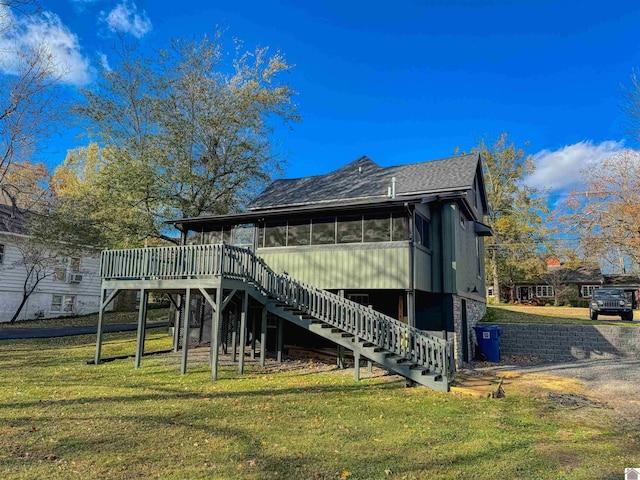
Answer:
4;0;640;195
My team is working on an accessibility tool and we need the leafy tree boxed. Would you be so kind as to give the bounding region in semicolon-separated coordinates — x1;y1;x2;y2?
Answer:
562;149;640;273
475;133;549;302
54;35;298;247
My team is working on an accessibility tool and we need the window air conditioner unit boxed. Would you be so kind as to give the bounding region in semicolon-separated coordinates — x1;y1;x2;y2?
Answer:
69;273;83;283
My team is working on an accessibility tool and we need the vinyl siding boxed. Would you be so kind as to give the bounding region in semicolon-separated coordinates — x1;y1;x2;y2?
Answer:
257;242;410;290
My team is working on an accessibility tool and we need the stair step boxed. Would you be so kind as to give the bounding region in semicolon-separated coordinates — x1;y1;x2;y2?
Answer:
341;333;354;338
331;328;341;333
320;324;333;329
301;315;314;320
395;358;410;364
408;365;431;375
373;347;384;352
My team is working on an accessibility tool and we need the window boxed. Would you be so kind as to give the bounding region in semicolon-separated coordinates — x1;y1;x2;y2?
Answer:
287;221;311;246
264;223;287;247
535;285;554;298
363;214;390;242
70;258;81;273
337;216;362;244
53;266;67;282
487;286;494;297
232;225;254;246
0;243;4;264
310;218;334;245
392;213;409;241
581;285;596;298
415;214;430;249
51;294;75;313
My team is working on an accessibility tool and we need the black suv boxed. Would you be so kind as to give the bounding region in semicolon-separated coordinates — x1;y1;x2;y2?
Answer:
589;288;633;321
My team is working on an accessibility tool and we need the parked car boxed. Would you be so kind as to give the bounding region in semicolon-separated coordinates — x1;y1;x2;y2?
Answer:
589;288;633;321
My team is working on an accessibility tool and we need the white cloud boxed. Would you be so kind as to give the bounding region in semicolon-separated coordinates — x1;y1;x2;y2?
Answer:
98;52;111;71
101;1;152;38
527;140;625;192
0;7;92;86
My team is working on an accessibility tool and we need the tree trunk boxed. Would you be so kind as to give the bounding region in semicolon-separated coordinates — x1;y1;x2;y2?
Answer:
491;247;501;303
9;294;30;324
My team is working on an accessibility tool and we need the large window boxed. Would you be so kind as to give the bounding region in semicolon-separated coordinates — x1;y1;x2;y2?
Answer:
287;220;311;246
337;216;362;244
256;212;409;247
363;214;390;242
51;294;75;313
535;285;554;298
581;285;596;298
311;218;336;245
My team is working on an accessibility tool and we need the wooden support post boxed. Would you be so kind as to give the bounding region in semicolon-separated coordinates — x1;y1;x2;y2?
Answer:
354;351;361;381
221;314;228;355
180;289;191;375
231;310;238;363
250;312;257;360
277;317;284;363
172;294;182;353
367;360;373;374
259;307;267;368
134;289;148;369
94;289;106;365
337;345;345;369
211;287;223;381
238;291;248;374
94;288;120;365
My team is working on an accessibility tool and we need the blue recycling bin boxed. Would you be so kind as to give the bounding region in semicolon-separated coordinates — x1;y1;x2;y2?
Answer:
473;325;503;362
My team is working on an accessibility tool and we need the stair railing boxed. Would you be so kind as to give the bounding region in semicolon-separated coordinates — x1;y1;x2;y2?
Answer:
100;244;455;380
222;245;454;380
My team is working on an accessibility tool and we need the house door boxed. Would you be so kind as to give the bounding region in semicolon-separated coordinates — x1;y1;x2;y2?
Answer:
460;299;469;363
518;286;530;301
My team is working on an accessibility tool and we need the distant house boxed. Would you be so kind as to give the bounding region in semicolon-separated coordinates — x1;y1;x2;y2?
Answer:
97;153;491;391
0;205;103;322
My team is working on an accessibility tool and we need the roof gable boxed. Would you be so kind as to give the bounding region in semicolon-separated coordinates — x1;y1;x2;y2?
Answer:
249;153;481;210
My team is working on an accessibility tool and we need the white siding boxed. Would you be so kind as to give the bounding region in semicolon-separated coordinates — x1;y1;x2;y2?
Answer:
0;233;104;322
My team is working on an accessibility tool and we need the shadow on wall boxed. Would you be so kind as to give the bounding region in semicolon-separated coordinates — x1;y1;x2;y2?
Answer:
497;324;640;362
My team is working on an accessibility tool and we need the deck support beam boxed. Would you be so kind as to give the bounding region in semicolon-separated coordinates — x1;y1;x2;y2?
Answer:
238;290;248;374
211;287;223;380
277;317;284;363
337;345;345;369
172;294;182;352
353;351;361;381
94;288;121;365
231;308;238;363
259;307;267;368
250;311;256;360
134;289;148;369
180;288;192;374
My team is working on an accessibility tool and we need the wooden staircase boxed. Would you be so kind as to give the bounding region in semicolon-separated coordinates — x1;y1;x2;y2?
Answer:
224;247;455;392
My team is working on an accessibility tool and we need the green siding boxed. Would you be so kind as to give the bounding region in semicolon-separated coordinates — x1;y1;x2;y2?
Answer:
257;243;410;290
414;247;432;291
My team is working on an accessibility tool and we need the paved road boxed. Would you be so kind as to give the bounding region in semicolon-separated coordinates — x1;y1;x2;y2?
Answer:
0;321;169;340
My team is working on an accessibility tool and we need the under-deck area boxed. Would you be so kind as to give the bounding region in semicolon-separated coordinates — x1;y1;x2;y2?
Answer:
96;244;455;391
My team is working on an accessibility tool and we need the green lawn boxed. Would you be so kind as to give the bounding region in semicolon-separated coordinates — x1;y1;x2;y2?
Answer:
484;304;640;326
0;330;638;479
0;309;170;330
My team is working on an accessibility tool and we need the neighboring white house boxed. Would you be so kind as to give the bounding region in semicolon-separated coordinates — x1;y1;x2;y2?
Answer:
0;204;104;322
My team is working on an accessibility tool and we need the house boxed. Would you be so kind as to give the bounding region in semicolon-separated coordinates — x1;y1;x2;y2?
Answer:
96;153;491;392
508;262;603;306
0;204;103;322
602;274;640;309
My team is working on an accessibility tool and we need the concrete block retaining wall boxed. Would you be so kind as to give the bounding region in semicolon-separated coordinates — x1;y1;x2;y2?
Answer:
495;323;640;362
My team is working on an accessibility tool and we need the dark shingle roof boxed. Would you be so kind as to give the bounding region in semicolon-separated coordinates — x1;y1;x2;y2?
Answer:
0;204;27;234
541;264;603;284
248;153;480;210
603;274;640;287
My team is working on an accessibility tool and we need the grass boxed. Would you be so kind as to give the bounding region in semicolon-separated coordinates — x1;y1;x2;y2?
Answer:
1;330;638;479
483;304;640;326
0;309;170;330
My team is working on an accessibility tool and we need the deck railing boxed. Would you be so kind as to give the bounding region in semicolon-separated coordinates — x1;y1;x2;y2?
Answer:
101;244;454;380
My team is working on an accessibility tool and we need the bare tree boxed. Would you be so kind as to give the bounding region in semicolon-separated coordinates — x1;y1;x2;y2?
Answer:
562;149;640;272
8;234;60;323
0;0;65;202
